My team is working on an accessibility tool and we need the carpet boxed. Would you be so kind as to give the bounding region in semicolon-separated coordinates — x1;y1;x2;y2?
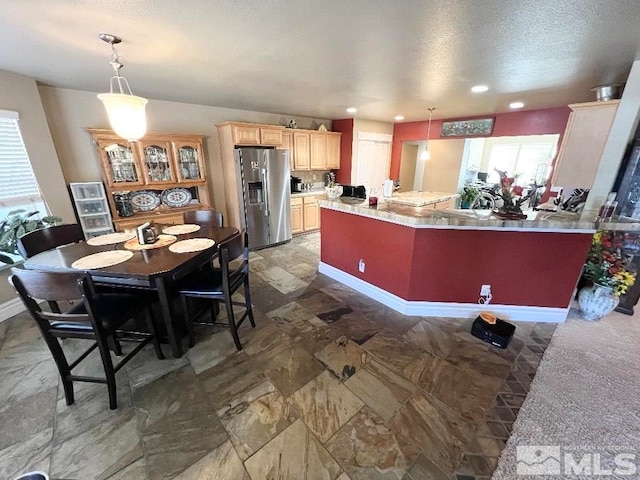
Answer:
492;305;640;479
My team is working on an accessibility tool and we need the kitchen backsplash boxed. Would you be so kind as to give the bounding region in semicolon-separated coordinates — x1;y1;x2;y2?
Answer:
292;170;331;185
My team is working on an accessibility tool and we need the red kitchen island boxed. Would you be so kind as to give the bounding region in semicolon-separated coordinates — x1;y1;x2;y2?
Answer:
319;200;613;322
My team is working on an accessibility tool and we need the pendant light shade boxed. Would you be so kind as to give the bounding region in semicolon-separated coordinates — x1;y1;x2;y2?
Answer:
97;92;148;141
97;33;148;141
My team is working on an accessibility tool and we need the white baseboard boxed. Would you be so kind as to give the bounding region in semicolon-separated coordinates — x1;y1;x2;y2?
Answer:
318;262;568;323
0;297;25;323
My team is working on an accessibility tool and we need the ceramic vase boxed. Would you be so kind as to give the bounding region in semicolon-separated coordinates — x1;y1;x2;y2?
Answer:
578;283;619;321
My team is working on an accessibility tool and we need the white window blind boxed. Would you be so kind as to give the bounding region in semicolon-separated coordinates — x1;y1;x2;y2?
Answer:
0;111;44;208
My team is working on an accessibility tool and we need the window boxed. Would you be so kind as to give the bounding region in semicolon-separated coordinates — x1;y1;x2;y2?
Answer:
485;137;558;186
0;110;47;219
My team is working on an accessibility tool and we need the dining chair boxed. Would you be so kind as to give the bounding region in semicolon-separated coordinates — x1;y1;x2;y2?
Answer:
17;223;84;259
183;209;224;227
9;268;164;410
179;230;255;350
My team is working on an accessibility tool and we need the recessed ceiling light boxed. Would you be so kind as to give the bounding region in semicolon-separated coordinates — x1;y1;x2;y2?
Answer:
346;107;357;114
394;115;405;121
471;85;489;93
509;101;525;109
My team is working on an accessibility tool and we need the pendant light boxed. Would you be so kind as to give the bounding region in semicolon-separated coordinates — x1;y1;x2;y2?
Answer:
97;33;148;141
420;107;436;160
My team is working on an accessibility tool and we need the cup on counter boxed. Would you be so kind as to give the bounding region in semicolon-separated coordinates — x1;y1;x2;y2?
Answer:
368;188;378;207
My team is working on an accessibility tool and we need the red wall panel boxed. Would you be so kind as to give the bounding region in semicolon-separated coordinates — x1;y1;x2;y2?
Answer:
330;118;354;185
321;208;592;309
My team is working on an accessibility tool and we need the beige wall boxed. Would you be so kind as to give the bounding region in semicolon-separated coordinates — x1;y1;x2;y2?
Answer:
38;86;331;217
0;71;76;311
399;144;418;192
421;139;466;192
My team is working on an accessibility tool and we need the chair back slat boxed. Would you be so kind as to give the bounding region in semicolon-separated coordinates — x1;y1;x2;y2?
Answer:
220;231;248;278
183;210;224;227
10;268;85;302
17;224;84;259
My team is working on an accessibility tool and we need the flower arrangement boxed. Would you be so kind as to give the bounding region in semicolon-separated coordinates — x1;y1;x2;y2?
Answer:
584;230;637;296
496;169;531;215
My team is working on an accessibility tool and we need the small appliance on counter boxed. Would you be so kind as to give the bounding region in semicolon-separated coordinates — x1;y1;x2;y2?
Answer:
290;175;302;193
340;185;367;204
383;179;394;198
136;222;157;245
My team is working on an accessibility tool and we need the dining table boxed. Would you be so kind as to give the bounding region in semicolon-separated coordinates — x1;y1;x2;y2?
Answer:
23;223;239;357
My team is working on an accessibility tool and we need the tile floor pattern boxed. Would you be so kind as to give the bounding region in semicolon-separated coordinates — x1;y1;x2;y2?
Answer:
0;232;556;480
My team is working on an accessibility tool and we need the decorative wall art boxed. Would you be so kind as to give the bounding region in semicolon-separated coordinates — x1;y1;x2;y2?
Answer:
441;118;494;137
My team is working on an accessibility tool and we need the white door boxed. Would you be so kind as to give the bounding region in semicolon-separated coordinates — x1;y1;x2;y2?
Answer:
354;132;392;196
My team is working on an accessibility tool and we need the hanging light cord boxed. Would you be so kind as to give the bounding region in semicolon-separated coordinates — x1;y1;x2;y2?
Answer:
426;107;435;143
100;34;135;96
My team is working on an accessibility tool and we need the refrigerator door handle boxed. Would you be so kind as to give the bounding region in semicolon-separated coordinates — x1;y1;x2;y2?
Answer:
262;167;269;217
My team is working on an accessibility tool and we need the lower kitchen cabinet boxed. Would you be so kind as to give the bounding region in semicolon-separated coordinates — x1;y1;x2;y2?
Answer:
291;197;304;234
303;196;320;230
291;194;323;233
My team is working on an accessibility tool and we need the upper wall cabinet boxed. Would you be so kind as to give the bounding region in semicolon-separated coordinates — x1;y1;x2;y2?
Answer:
223;122;285;146
289;129;341;171
551;100;620;189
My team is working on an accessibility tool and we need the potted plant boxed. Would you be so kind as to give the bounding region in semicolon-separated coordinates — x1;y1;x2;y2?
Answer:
0;209;62;264
578;230;637;320
460;186;480;209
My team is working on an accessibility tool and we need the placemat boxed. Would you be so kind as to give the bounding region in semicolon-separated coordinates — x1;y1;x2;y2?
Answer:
86;231;136;246
169;238;215;253
71;250;134;269
161;224;201;235
124;234;177;251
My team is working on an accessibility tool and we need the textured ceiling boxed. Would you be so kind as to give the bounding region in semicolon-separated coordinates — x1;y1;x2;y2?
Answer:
1;0;640;122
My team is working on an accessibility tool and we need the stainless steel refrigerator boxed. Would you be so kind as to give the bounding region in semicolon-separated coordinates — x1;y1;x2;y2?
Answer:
235;147;291;249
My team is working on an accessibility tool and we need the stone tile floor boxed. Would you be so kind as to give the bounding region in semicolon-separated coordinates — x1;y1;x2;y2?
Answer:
0;232;556;480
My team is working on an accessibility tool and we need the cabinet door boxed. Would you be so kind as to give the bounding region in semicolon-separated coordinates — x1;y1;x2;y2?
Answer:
293;132;310;170
303;195;319;231
291;198;304;234
552;102;618;189
233;125;261;145
97;140;143;187
137;140;176;185
260;127;283;146
281;131;293;171
310;133;326;170
172;141;206;183
326;133;341;169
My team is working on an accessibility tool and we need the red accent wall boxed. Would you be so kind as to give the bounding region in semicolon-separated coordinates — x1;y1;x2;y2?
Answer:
330;119;354;185
389;107;572;179
321;208;592;308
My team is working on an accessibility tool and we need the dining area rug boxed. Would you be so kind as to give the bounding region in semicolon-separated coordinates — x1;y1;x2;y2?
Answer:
492;306;640;479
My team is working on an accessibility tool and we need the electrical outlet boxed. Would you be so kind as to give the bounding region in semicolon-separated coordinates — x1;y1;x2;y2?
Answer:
358;259;365;273
480;284;491;296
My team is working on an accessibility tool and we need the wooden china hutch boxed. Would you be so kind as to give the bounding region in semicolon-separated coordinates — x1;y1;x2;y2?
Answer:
88;129;211;230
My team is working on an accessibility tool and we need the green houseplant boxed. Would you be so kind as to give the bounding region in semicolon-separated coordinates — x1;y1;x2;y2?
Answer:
0;209;62;264
460;186;480;209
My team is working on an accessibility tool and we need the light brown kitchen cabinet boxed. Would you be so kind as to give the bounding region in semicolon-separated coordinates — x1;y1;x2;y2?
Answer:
293;132;311;170
225;122;285;146
551;100;619;189
310;133;326;170
326;132;341;169
303;199;320;230
291;197;304;234
88;129;211;230
281;131;293;171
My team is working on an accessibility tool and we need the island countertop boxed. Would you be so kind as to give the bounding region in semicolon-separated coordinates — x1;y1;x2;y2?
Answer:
319;199;640;232
382;190;459;207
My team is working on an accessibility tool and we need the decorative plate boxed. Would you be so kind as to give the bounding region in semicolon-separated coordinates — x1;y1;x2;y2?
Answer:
161;188;192;208
130;190;161;211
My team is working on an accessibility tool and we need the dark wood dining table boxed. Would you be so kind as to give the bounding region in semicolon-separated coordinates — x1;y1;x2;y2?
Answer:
23;224;239;357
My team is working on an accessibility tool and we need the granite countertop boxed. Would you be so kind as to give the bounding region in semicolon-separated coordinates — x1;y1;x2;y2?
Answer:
319;199;640;232
291;189;327;198
383;191;460;207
